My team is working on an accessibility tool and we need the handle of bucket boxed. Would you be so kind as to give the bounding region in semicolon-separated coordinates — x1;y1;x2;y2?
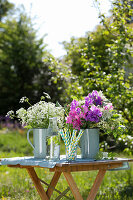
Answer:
27;129;34;149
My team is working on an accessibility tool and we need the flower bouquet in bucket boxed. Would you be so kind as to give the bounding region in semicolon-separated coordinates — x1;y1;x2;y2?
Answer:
7;93;64;160
65;90;123;134
64;90;124;159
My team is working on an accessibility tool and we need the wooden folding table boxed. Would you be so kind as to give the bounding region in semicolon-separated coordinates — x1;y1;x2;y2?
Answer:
1;158;133;200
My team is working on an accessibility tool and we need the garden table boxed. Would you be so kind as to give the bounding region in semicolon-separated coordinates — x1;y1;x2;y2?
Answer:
0;156;133;200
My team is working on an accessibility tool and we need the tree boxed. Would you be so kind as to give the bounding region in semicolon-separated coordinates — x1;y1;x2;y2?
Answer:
0;0;14;21
62;23;116;77
60;0;133;136
0;7;64;115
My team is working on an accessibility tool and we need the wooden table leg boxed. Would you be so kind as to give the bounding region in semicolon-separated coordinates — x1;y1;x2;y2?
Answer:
87;170;106;200
63;172;83;200
26;167;49;200
46;171;62;198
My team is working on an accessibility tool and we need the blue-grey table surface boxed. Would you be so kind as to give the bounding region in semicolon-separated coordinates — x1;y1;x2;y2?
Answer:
0;156;131;171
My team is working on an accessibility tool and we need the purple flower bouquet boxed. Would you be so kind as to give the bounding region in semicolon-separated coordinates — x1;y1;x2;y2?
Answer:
65;90;121;133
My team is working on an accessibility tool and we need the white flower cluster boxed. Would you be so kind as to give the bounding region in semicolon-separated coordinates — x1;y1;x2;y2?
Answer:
118;135;133;150
19;96;28;103
78;99;85;106
16;108;27;125
6;110;14;118
101;108;113;121
16;100;64;129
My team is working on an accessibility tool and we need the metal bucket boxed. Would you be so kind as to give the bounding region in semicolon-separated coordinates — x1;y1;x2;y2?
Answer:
27;129;60;160
80;129;99;159
27;129;49;158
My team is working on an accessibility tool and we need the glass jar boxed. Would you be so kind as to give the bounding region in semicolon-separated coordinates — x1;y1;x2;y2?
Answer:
46;117;60;160
46;134;60;160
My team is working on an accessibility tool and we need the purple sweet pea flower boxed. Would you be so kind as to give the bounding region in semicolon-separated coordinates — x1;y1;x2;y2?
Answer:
85;96;93;106
85;105;102;123
90;106;102;117
86;112;100;123
83;105;88;113
70;100;79;110
76;107;81;114
91;90;98;98
95;96;102;106
87;91;103;106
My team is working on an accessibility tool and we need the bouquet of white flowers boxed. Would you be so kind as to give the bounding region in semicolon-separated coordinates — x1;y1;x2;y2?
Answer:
7;94;64;129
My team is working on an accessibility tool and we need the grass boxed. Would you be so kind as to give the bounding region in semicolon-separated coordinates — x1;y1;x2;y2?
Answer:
0;130;133;200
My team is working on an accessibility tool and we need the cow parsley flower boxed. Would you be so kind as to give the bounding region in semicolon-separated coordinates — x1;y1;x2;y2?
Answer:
7;96;64;129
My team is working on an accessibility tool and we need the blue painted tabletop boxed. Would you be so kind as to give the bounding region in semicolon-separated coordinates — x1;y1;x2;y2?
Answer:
0;156;131;170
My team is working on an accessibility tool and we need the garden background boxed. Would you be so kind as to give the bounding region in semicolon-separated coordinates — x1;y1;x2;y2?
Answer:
0;0;133;199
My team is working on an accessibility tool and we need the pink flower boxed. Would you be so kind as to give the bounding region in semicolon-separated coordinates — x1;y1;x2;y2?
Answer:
66;116;72;124
104;103;113;110
83;105;88;113
79;111;84;118
66;107;83;130
75;114;80;120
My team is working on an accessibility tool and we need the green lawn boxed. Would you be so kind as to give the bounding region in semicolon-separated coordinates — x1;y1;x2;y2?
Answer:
0;130;133;200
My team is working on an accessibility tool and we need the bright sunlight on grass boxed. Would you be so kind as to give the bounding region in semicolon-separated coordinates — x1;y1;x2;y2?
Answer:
0;130;133;199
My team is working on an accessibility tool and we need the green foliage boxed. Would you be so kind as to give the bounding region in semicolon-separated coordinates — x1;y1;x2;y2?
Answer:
0;12;42;114
0;7;64;115
61;0;133;138
0;0;14;21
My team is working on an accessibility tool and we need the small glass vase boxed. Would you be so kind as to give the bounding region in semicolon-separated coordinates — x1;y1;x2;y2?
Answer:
65;145;77;161
46;134;60;161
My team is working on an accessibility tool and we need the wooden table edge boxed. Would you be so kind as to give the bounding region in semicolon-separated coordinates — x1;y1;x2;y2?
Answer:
0;158;133;171
54;158;133;167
